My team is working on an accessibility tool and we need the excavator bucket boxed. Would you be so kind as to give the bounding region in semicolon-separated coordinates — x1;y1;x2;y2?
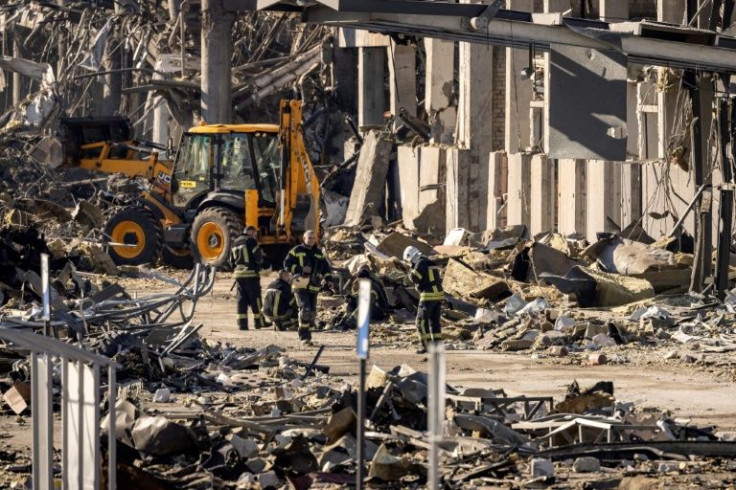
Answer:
57;116;133;164
32;116;133;168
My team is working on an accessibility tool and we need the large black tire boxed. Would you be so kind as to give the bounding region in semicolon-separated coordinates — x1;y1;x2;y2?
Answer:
105;207;163;266
189;207;243;269
162;245;194;269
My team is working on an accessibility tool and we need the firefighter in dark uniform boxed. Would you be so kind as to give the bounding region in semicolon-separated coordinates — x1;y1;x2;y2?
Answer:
333;265;390;330
263;269;298;331
231;226;268;330
283;230;333;346
403;246;444;354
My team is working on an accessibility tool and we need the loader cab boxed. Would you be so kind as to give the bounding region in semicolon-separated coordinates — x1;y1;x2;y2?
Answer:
170;124;281;211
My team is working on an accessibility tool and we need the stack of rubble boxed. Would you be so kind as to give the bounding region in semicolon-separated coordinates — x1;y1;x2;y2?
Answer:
320;222;736;376
2;337;735;488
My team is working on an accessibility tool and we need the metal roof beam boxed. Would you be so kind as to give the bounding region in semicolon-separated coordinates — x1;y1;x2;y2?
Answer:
298;6;736;71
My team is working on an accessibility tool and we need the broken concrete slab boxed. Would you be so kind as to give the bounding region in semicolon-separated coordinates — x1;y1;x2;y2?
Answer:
131;415;196;457
324;407;356;444
375;232;435;259
413;200;446;235
510;241;584;283
583;236;680;275
442;258;509;302
344;130;392;226
541;266;654;308
368;444;412;482
3;382;30;415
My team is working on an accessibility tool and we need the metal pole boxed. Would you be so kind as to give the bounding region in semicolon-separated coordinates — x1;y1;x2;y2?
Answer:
686;70;712;293
355;279;371;490
108;365;117;490
428;342;445;489
357;357;366;489
717;97;735;299
41;253;50;337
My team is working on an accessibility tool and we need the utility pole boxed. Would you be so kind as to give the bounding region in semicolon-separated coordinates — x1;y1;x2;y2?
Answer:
201;0;234;123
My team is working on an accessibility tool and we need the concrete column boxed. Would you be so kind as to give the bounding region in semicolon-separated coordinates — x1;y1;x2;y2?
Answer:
397;145;421;228
152;71;169;145
600;0;629;21
457;0;494;232
530;155;556;235
333;47;358;114
658;0;686;25
419;146;444;209
445;149;474;230
542;0;568;154
169;0;181;21
557;159;586;236
488;152;508;230
358;47;387;128
201;0;234;124
388;41;416;124
586;160;621;242
12;36;22;106
620;163;642;230
101;35;121;116
424;38;456;143
543;0;570;13
507;153;532;226
505;0;533;154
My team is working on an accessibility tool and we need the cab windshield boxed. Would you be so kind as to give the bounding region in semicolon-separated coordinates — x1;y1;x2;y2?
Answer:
219;132;279;205
172;134;212;208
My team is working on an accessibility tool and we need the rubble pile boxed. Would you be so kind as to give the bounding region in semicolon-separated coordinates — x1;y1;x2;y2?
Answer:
317;225;736;379
0;1;357;270
3;331;736;489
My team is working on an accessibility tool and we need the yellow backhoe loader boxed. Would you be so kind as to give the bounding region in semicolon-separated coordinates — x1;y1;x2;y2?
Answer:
54;100;320;268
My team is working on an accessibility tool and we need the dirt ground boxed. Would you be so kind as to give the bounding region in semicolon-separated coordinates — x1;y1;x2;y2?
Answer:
169;271;736;432
1;269;735;488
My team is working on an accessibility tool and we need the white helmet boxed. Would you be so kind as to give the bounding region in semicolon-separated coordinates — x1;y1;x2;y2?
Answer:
403;246;421;263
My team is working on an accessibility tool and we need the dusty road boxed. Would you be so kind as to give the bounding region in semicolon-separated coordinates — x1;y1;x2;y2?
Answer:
185;271;736;433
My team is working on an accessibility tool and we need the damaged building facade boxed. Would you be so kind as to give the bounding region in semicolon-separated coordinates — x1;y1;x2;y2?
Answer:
313;0;732;257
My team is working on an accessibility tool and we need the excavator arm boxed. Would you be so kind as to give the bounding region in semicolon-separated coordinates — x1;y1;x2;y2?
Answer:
278;99;320;241
53;116;173;197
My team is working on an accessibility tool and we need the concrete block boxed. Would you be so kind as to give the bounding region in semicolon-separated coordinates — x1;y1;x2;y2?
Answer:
424;38;456;143
344;131;392;226
488;151;508;231
419;146;445;209
445;148;474;231
339;28;390;47
358;47;387;128
573;456;601;473
531;458;555;477
388;41;417;128
507;153;532;227
620;162;642;230
397;145;421;228
557;159;586;237
530;154;555;235
586;160;621;242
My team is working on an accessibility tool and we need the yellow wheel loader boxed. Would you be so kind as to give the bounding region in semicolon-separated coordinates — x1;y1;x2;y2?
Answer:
55;100;320;268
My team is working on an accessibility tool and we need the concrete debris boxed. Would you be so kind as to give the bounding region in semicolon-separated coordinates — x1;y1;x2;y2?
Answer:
573;456;601;473
0;1;735;488
344;131;393;226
